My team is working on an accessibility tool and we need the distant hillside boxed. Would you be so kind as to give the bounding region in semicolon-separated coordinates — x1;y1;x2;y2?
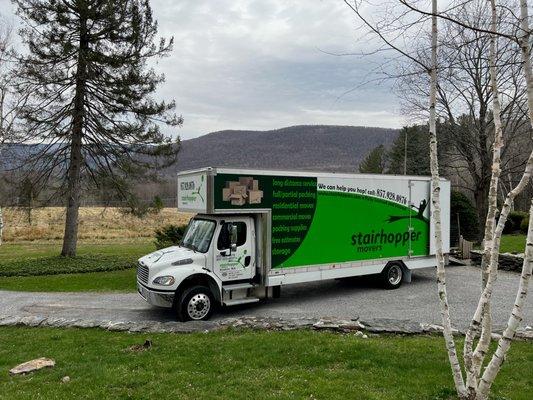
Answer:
174;125;398;173
1;125;399;175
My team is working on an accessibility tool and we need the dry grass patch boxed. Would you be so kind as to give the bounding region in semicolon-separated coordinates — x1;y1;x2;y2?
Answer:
2;207;192;242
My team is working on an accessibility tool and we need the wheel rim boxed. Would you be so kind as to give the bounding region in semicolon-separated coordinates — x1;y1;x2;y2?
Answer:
187;293;211;320
388;265;402;285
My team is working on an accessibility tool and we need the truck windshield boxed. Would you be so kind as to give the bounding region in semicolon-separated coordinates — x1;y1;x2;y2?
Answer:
180;219;216;253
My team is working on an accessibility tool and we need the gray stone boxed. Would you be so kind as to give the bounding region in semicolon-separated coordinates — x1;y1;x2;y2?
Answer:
516;329;533;340
0;316;23;326
70;319;102;329
43;318;79;328
420;323;444;333
360;318;424;334
9;358;55;375
470;250;524;272
19;316;47;327
312;318;363;332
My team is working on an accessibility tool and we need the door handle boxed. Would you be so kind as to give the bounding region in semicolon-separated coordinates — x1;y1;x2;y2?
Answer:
244;255;251;267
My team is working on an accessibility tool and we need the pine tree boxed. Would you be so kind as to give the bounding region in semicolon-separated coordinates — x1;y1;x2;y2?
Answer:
13;0;182;256
387;125;430;175
358;144;385;173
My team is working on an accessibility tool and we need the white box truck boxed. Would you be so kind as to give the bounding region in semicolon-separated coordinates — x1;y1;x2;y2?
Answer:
137;167;450;321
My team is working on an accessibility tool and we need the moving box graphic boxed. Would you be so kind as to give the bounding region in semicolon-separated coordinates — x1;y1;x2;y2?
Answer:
222;177;264;206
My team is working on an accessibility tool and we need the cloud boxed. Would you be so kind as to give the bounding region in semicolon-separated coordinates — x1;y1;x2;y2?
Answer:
1;0;405;139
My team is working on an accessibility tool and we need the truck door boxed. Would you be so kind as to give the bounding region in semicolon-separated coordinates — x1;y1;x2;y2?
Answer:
408;180;431;257
213;217;255;281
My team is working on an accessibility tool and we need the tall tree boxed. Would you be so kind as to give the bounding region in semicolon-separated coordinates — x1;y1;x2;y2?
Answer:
396;1;531;236
14;0;182;256
358;144;385;173
345;0;533;398
387;125;431;175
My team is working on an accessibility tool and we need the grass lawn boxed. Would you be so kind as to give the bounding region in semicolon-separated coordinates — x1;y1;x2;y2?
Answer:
0;269;136;292
0;239;154;277
1;327;531;400
499;234;527;254
0;239;153;292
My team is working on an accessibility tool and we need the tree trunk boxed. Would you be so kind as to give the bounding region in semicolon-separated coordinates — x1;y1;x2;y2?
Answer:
478;200;533;397
61;11;88;257
0;206;3;246
464;0;505;391
428;1;467;397
475;1;533;395
474;184;489;241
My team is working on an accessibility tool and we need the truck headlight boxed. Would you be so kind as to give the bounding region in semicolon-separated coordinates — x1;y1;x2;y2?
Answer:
153;276;175;286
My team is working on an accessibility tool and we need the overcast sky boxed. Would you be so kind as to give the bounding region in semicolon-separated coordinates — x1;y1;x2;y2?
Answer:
0;0;405;139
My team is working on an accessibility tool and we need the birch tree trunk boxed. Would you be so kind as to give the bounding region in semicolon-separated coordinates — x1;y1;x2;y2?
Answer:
474;2;533;395
428;1;467;397
0;206;3;246
464;0;504;390
461;3;533;397
477;201;533;397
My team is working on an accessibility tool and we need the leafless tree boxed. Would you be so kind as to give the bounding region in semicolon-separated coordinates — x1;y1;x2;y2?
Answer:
395;1;531;236
343;1;533;398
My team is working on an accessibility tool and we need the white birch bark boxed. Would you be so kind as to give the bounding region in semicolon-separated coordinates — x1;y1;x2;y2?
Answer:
460;3;533;394
0;206;3;246
477;201;533;398
474;2;533;396
463;149;533;384
464;0;505;389
428;1;467;396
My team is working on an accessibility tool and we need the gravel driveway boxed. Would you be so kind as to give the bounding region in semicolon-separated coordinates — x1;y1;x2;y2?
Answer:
1;266;531;331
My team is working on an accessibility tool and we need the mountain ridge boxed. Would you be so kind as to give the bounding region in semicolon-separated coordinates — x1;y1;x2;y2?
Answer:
174;124;398;173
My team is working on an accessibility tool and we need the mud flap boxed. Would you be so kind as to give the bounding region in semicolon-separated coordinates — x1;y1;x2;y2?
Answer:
403;268;412;283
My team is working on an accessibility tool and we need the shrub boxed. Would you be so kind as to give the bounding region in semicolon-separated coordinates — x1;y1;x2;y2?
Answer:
520;215;529;234
450;191;479;245
150;196;164;214
120;195;150;218
154;224;187;249
503;211;528;234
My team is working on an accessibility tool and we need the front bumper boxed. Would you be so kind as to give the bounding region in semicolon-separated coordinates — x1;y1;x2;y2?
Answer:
137;280;175;308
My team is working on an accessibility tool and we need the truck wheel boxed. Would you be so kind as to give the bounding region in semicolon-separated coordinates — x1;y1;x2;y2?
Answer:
381;263;403;290
176;285;215;321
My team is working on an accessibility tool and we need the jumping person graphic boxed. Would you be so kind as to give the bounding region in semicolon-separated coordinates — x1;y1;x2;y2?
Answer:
386;199;428;223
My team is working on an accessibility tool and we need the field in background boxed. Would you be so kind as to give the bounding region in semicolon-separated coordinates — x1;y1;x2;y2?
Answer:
2;207;192;242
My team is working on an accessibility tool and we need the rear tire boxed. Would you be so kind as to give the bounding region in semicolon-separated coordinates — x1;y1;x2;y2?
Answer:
381;263;403;290
176;285;215;321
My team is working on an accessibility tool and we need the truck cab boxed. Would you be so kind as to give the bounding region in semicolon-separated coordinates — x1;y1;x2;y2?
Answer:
137;214;265;321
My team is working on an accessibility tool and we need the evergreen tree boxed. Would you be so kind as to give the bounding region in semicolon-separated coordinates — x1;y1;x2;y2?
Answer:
387;125;430;175
13;0;182;256
359;144;385;173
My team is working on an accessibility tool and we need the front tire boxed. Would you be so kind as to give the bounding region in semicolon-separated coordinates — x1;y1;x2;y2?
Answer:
381;263;403;290
176;285;215;321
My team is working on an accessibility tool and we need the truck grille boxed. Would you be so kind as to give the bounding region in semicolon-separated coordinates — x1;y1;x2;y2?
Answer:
137;264;149;284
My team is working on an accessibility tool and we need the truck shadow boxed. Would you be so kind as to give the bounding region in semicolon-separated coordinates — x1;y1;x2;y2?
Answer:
217;271;435;318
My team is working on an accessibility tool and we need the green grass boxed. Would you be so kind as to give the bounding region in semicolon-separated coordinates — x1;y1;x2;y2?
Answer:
0;239;155;277
499;234;527;254
0;269;136;292
0;327;531;400
0;239;153;292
